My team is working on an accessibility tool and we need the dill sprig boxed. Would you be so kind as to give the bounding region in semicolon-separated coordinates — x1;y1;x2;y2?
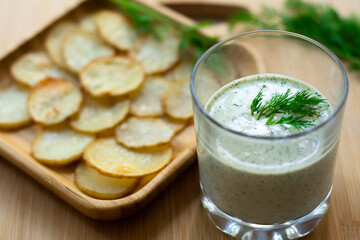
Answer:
110;0;169;38
255;89;292;120
250;88;326;129
178;20;218;59
266;115;314;130
228;0;360;70
109;0;219;59
250;86;264;115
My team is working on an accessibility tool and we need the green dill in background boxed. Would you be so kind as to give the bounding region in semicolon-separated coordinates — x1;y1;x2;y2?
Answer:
249;87;326;129
109;0;218;59
228;0;360;70
110;0;170;39
178;20;217;59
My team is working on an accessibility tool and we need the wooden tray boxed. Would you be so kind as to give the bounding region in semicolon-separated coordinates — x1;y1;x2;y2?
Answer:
0;0;199;220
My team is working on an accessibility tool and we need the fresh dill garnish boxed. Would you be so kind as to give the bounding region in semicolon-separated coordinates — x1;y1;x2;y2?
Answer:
255;89;292;120
109;0;219;59
266;115;314;130
250;86;264;115
250;88;326;129
228;0;360;70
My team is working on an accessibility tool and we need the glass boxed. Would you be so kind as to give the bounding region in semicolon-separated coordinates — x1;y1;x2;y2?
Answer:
190;31;348;240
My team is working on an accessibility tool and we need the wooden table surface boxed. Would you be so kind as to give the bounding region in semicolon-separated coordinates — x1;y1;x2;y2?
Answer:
0;0;359;239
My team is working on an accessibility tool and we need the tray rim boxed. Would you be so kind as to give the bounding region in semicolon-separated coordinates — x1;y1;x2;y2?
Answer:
0;0;198;220
0;133;196;220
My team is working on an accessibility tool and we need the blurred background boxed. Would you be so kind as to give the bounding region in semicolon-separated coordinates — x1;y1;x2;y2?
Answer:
1;0;359;60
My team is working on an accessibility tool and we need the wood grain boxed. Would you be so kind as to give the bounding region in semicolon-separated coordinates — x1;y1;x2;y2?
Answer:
0;0;359;239
0;0;84;61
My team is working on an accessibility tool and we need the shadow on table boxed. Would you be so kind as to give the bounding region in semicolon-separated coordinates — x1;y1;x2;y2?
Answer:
0;156;232;239
89;162;220;239
1;154;341;239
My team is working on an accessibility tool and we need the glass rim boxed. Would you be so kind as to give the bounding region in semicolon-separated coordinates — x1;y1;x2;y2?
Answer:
190;30;349;140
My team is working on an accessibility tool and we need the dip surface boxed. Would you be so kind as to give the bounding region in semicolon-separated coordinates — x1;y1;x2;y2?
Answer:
205;74;331;136
198;74;336;224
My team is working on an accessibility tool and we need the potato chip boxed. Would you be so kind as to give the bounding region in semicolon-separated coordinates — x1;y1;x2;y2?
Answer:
163;77;193;119
32;123;94;165
130;76;169;117
84;138;172;178
45;22;77;68
131;32;180;74
115;117;175;149
71;95;130;133
56;68;81;87
167;60;193;81
0;83;31;129
62;29;115;73
28;78;83;125
166;60;220;101
94;10;137;51
80;56;144;97
10;52;78;87
159;116;187;134
75;162;138;199
79;14;97;33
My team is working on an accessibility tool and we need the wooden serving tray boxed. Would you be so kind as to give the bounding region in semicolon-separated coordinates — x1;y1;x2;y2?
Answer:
0;0;199;220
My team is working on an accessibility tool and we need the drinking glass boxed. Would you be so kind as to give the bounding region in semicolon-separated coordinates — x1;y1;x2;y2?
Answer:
190;30;348;240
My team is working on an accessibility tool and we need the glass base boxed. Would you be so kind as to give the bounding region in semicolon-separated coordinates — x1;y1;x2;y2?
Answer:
201;187;332;240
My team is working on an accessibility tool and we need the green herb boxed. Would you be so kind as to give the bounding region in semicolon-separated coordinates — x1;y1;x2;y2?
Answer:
228;7;279;30
178;21;218;59
250;86;264;115
228;0;360;70
110;0;169;38
109;0;219;59
250;87;326;129
266;115;313;130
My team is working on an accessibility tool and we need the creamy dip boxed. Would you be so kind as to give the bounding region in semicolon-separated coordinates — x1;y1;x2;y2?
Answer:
197;74;337;224
206;74;331;136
